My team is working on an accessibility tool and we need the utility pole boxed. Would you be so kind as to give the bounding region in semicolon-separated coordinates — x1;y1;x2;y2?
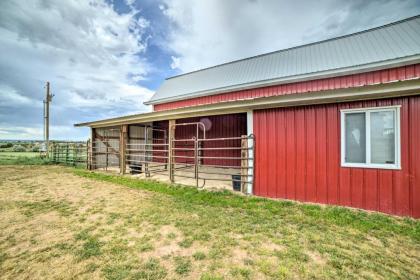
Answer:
43;82;53;156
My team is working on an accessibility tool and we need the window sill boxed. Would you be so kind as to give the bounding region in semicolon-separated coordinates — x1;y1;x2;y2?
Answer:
341;163;401;170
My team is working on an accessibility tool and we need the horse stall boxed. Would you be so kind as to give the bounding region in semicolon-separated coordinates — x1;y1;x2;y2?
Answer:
87;113;254;193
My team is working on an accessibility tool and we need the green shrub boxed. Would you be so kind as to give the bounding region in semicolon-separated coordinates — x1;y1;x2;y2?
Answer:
12;145;26;152
0;143;13;148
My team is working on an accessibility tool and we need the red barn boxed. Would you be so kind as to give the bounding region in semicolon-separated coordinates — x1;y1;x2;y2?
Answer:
76;16;420;218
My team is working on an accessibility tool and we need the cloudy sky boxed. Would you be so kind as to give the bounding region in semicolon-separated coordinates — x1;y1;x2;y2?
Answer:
0;0;419;140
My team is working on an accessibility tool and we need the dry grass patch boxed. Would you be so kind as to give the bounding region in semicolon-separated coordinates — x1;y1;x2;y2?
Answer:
0;165;419;280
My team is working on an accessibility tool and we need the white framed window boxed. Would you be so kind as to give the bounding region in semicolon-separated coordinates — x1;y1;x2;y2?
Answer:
341;106;401;170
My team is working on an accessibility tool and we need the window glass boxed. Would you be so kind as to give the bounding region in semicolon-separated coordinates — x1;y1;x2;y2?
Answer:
371;111;395;164
345;112;366;163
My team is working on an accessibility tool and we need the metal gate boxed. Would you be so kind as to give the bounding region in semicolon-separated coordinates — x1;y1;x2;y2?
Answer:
170;122;254;192
125;125;169;177
89;128;120;171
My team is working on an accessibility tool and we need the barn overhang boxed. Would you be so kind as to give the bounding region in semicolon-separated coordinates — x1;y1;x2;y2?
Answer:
75;79;420;128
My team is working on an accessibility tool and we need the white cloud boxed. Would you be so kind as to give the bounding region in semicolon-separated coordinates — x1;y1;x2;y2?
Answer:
0;125;43;140
170;56;181;69
0;0;154;140
0;84;38;106
0;123;90;140
161;0;420;72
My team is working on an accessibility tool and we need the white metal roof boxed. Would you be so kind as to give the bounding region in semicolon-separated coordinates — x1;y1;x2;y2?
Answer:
146;15;420;105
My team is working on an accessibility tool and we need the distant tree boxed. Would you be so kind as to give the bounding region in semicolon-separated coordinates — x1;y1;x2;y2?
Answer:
32;145;40;152
12;145;26;152
0;143;13;148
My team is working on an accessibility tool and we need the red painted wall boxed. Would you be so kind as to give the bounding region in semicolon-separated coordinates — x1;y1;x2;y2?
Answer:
175;114;246;166
253;96;420;218
154;64;420;111
153;114;247;166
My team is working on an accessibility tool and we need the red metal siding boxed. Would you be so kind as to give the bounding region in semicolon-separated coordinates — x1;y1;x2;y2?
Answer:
151;120;169;164
253;96;420;218
154;64;420;111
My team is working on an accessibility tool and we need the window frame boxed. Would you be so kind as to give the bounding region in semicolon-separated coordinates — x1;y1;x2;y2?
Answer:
340;105;401;170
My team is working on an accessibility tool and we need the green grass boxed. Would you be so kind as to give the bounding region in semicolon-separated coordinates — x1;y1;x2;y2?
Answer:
0;152;39;157
0;151;86;167
0;152;51;165
1;165;419;279
192;251;206;260
73;169;420;242
17;199;74;217
174;256;192;275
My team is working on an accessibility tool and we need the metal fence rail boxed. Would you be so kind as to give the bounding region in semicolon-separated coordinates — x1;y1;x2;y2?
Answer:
171;135;254;191
49;142;88;166
125;139;169;177
85;123;254;193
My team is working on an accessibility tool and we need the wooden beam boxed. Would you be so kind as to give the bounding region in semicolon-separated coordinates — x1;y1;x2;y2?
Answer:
89;128;95;170
120;125;128;174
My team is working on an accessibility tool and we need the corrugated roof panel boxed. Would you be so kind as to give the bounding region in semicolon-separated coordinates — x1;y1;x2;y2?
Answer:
148;16;420;104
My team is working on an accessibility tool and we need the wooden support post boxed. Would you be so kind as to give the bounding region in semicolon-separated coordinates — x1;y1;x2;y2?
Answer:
144;125;149;176
90;128;95;170
120;125;128;174
86;140;90;170
241;136;248;193
105;142;109;171
168;120;175;183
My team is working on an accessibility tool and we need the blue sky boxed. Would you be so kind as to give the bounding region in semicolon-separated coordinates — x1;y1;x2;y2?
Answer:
0;0;419;140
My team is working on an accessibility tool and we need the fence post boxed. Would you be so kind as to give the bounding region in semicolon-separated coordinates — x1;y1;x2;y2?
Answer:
57;144;60;163
168;120;175;183
51;143;55;162
86;140;90;170
241;136;249;193
73;143;77;166
54;143;57;162
105;141;108;171
194;137;198;188
120;125;127;174
65;144;69;164
90;128;95;170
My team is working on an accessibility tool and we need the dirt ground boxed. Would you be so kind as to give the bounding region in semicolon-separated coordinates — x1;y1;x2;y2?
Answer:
0;165;419;280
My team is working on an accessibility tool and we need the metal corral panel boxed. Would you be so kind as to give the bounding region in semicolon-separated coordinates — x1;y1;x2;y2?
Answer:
154;114;247;166
93;127;120;168
253;96;420;218
154;64;420;111
151;121;169;164
127;125;152;164
150;16;420;105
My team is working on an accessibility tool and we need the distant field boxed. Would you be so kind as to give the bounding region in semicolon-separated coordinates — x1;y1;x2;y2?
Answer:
0;152;47;165
0;152;39;157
